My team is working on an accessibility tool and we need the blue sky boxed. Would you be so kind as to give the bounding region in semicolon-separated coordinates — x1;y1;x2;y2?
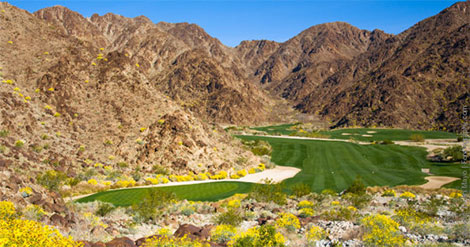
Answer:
9;0;460;47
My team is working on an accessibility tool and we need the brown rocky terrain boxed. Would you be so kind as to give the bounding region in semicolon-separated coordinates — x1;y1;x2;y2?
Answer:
295;2;470;131
0;1;262;208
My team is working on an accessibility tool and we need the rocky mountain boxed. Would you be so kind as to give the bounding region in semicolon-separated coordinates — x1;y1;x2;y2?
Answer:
0;1;263;207
295;1;470;131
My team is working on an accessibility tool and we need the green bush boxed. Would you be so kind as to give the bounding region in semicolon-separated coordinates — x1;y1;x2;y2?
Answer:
290;183;311;198
95;202;115;217
37;170;67;191
215;208;243;227
249;179;287;205
242;140;272;156
342;192;372;209
443;145;463;162
132;189;176;222
152;164;169;175
345;176;366;195
410;134;425;142
0;130;9;137
117;162;129;168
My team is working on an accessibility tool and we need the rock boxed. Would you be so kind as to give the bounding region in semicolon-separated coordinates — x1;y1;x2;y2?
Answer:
174;224;210;240
105;237;136;247
49;213;67;226
28;193;42;204
135;235;160;246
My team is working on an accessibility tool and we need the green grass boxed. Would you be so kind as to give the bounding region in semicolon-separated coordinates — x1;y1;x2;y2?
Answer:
238;135;463;193
76;181;254;207
250;124;457;142
77;127;462;206
319;128;457;142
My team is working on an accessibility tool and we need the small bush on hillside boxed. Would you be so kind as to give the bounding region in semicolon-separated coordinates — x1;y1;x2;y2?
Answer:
132;189;176;222
410;134;425;142
95;202;115;217
242;140;272;156
117;161;128;168
362;214;405;247
228;225;285;247
0;129;9;137
380;139;395;145
215;208;243;227
152;164;169;175
37;170;67;191
249;179;286;205
443;146;463;162
457;136;463;142
342;192;372;209
0;145;6;153
345;177;366;195
291;183;311;197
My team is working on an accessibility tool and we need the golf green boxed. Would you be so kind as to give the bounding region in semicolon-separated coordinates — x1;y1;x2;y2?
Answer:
238;135;463;192
251;124;457;142
76;181;254;206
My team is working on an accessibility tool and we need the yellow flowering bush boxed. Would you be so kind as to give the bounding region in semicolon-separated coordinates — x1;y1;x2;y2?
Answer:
306;225;327;243
210;171;228;180
48;87;54;92
114;178;136;188
142;235;209;247
157;228;172;236
275;213;300;232
236;169;247;177
0;201;16;219
104;165;113;171
54;112;61;117
158;119;165;124
22;204;46;221
382;189;397;197
146;177;160;185
94;163;103;168
400;191;416;199
230;174;240;179
298;200;314;209
361;214;405;247
450;192;462;198
140;127;147;132
87;179;98;185
331;200;340;206
0;218;82;247
227;225;285;247
258;163;266;171
196;173;208;180
347;206;357;212
248;168;256;174
83;212;108;228
211;224;237;243
20;187;33;196
227;199;241;209
299;207;315;218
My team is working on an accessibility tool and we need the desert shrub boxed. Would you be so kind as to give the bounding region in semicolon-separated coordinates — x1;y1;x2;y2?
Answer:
22;204;46;221
345;176;366;195
290;183;311;197
0;129;9;137
0;145;6;153
95;202;115;217
382;189;397;197
410;134;425;142
152;164;169;175
0;201;16;219
297;200;314;209
306;225;327;244
361;214;405;247
37;170;67;191
215;208;243;227
228;225;285;247
249;180;286;205
445;222;470;242
393;208;439;235
242;140;272;156
443;145;463;162
342;192;372;209
320;189;337;196
15;140;25;148
211;224;237;244
275;213;300;232
321;206;356;221
142;235;208;247
380;139;395;145
422;195;445;217
132;189;176;222
457;136;463;142
400;191;416;199
117;162;128;168
298;208;315;218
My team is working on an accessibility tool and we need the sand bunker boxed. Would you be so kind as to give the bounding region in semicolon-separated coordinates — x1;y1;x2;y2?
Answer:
341;133;352;136
419;176;460;189
361;134;373;137
366;131;377;134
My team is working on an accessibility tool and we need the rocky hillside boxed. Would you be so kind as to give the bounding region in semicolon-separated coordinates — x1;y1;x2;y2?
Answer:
0;2;263;207
294;2;470;131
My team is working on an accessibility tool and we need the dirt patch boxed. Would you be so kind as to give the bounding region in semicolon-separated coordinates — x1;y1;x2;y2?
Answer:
419;176;460;189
